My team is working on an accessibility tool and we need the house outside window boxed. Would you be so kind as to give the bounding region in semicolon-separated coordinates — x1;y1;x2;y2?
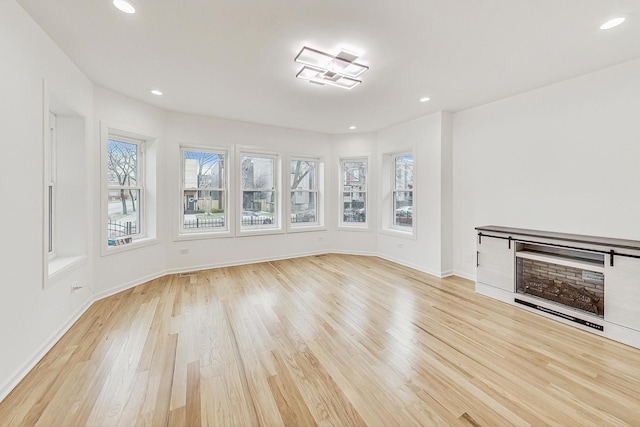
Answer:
393;153;413;228
341;159;367;226
181;148;227;234
240;153;278;230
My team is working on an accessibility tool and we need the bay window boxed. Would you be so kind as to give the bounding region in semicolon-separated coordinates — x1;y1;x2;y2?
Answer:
106;135;143;244
240;152;278;231
340;158;367;226
181;148;227;234
290;158;319;226
392;153;413;229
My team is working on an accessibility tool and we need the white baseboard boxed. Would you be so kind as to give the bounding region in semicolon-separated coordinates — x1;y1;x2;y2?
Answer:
376;253;447;278
0;296;93;402
162;249;329;277
93;270;168;301
452;270;476;282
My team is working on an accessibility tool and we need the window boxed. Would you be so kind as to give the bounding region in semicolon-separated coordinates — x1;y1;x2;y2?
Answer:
45;112;57;257
393;153;413;228
340;159;367;226
290;158;319;226
45;89;88;281
107;135;143;244
240;153;278;230
181;148;227;234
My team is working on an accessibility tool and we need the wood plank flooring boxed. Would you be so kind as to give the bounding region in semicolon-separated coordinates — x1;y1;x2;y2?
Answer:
2;254;640;426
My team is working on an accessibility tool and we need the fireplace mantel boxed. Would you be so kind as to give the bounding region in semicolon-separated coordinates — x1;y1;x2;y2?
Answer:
475;225;640;349
477;225;640;251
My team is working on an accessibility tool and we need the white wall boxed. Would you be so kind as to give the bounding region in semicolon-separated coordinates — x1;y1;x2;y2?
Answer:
0;0;94;400
163;113;332;271
453;58;640;280
91;87;169;296
330;132;379;254
376;113;453;277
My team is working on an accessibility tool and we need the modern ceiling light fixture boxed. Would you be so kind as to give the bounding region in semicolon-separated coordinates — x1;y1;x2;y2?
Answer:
600;17;625;30
296;66;362;89
420;97;431;103
150;89;163;96
113;0;135;14
294;46;368;89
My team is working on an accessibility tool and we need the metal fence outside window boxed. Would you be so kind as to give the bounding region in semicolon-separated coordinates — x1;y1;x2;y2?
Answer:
108;220;137;237
183;218;226;229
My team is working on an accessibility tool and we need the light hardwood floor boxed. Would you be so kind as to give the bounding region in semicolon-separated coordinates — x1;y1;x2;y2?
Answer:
2;254;640;426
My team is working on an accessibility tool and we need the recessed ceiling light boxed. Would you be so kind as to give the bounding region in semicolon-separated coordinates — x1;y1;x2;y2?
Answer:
600;17;625;30
420;97;430;103
150;89;163;96
113;0;135;14
349;126;357;130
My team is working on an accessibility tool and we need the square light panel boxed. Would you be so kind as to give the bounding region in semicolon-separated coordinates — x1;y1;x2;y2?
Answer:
296;66;362;90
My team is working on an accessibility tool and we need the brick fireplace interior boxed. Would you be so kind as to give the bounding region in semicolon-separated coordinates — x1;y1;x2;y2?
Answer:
515;243;605;318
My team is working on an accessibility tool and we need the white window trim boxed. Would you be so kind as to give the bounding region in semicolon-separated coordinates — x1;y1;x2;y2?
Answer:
107;135;144;236
101;122;158;256
45;112;57;260
236;147;283;237
43;80;90;287
287;155;325;233
177;145;232;240
338;156;369;231
382;151;416;238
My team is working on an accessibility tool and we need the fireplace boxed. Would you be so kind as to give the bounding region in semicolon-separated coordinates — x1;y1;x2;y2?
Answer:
515;243;605;318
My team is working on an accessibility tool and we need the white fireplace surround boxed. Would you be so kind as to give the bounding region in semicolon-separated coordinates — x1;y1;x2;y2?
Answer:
475;225;640;350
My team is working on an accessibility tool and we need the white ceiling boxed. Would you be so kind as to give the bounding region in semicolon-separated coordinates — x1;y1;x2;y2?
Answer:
17;0;640;134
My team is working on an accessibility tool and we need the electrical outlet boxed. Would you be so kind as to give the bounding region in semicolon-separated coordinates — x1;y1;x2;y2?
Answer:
318;236;324;242
70;283;83;293
179;248;189;255
397;243;403;249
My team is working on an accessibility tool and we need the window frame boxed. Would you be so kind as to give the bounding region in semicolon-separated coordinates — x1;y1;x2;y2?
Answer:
178;146;231;238
45;112;57;259
101;123;158;255
288;156;323;231
237;148;283;236
339;157;369;230
391;152;414;233
107;134;144;241
380;150;416;239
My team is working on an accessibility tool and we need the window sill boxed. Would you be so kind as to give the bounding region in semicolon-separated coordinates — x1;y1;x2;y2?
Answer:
288;224;326;233
101;237;160;256
175;230;234;241
48;255;87;279
337;223;370;232
237;227;285;238
380;227;416;239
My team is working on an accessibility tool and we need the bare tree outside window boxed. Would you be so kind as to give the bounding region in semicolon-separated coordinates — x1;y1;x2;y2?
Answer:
107;138;142;241
107;140;138;214
290;159;318;224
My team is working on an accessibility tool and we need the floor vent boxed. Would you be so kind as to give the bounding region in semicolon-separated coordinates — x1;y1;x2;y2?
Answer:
179;271;197;277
